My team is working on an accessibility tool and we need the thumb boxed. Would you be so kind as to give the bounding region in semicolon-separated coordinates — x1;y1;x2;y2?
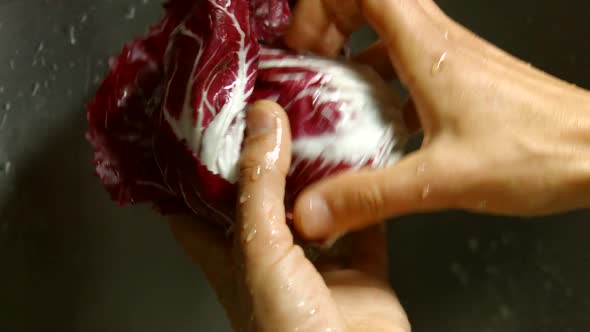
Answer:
293;149;454;240
360;0;449;89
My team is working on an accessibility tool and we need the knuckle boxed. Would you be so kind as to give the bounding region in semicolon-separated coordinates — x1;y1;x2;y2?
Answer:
350;185;385;219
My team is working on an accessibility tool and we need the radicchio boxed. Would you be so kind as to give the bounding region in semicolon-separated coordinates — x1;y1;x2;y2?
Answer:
86;0;408;230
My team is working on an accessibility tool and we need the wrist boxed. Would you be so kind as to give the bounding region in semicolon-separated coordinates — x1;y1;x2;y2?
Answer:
559;89;590;210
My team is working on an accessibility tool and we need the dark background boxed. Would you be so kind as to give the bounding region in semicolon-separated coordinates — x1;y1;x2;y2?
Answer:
0;1;588;331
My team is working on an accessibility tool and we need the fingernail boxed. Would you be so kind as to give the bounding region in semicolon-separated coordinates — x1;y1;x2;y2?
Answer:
246;106;276;138
298;193;333;239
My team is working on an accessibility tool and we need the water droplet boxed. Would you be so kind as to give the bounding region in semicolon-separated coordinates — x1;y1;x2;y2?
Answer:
416;163;426;175
30;82;40;96
3;102;11;111
80;13;88;23
444;30;449;40
450;261;469;285
308;307;318;316
125;6;137;20
239;193;251;204
421;184;430;199
246;228;257;243
1;161;12;174
8;59;15;70
93;75;101;85
467;237;479;252
296;301;305;308
68;25;77;45
250;166;262;180
499;305;511;319
0;113;7;129
431;52;447;75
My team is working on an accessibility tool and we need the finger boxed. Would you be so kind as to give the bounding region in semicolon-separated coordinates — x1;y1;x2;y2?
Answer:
360;0;449;89
313;23;349;58
285;0;364;56
168;215;233;290
294;148;457;240
285;0;332;53
352;41;397;81
236;100;294;270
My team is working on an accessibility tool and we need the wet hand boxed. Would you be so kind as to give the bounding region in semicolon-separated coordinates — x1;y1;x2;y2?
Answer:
286;0;590;241
169;101;410;332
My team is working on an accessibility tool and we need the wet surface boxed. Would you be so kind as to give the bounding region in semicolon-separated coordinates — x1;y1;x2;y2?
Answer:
0;1;589;331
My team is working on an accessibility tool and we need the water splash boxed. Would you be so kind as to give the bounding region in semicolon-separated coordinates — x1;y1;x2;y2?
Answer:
68;25;77;45
30;82;40;96
1;161;11;174
125;6;137;20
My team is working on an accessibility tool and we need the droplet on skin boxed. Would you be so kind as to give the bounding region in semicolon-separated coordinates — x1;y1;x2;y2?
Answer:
239;193;251;204
250;166;262;180
444;30;449;40
477;200;488;209
431;52;447;75
246;228;257;243
416;163;426;175
281;281;294;292
308;307;318;316
421;184;430;199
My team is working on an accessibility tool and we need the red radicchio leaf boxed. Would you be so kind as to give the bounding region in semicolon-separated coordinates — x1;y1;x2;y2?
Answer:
86;0;408;231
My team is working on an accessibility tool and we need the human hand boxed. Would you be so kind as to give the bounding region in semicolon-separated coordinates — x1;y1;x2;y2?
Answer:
169;101;410;332
286;0;590;241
